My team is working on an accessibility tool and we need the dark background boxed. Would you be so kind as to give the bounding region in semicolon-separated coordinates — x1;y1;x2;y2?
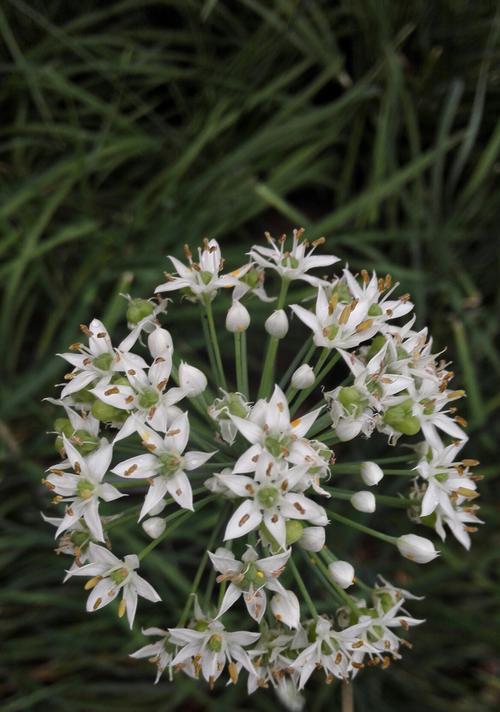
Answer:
1;1;499;710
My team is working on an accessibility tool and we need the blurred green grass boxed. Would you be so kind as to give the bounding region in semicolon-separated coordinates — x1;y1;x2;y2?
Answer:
1;1;499;710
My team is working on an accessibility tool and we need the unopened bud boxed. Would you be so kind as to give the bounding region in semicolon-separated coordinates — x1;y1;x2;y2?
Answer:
178;362;207;397
360;461;384;486
148;328;173;357
226;300;250;332
127;298;154;325
328;560;355;589
396;534;439;564
350;490;376;513
335;419;363;441
265;310;289;338
298;526;325;552
291;364;315;390
142;517;166;539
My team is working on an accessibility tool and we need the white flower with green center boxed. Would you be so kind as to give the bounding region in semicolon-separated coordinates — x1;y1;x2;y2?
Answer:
356;599;424;661
218;453;328;548
90;350;186;440
229;384;323;473
130;627;177;683
45;436;125;542
58;318;148;398
67;542;160;628
112;413;215;519
290;286;381;351
291;617;373;688
415;442;482;548
249;229;339;286
208;546;300;628
169;601;259;687
155;239;251;301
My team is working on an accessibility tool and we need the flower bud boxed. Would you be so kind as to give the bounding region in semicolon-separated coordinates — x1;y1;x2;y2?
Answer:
328;560;355;589
360;461;384;486
350;490;376;513
396;534;439;564
291;364;315;390
91;400;126;423
127;298;154;325
226;300;250;333
265;309;288;338
335;419;362;441
148;327;173;358
383;399;420;436
298;526;325;552
178;362;207;397
285;520;304;546
142;517;166;539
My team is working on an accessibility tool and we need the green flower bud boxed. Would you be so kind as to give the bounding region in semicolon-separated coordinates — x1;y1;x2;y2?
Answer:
73;429;100;455
91;400;126;423
285;520;304;546
207;634;222;652
73;387;96;404
241;267;261;290
127;298;154;325
383;399;421;436
368;303;383;317
338;386;367;415
194;619;209;632
110;375;130;386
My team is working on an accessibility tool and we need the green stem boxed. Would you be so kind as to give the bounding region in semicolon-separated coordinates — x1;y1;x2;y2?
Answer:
203;298;227;389
300;549;344;607
258;279;289;399
326;509;397;544
289;554;317;619
234;332;248;397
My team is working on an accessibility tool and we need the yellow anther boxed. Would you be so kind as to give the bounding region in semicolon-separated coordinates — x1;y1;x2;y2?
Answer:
118;599;127;618
85;576;102;591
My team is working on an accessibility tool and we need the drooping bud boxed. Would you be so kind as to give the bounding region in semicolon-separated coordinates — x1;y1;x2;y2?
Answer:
148;328;173;358
226;300;250;333
328;560;355;589
396;534;439;564
291;364;315;390
142;517;166;539
265;309;288;338
350;490;376;513
298;526;325;552
178;362;207;397
335;419;363;441
360;461;384;486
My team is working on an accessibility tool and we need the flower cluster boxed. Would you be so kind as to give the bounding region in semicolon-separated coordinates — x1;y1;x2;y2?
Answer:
43;230;481;709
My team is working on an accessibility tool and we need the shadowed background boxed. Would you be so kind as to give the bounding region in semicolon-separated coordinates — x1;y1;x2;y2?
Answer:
1;1;499;710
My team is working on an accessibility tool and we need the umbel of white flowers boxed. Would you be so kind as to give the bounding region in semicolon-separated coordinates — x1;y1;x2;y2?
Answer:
42;229;481;711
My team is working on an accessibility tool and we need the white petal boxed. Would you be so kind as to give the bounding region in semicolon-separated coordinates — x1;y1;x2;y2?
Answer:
133;573;161;602
184;450;216;471
112;453;158;479
230;415;262;444
166;470;193;511
233;444;263;474
139;478;170;521
263;510;286;549
83;499;105;541
224;500;262;540
216;583;242;617
270;589;300;628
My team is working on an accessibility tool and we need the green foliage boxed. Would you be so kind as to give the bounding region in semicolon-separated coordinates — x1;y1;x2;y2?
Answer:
0;1;499;710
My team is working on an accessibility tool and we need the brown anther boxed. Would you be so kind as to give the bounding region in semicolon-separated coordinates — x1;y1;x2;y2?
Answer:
293;501;306;515
335;652;342;664
400;293;411;302
125;395;134;404
381;656;391;669
400;619;409;630
352;662;365;670
325;673;334;685
312;236;325;247
80;324;92;336
42;479;55;490
456;487;478;499
239;514;250;527
96;332;106;338
271;514;278;523
462;459;480;467
166;428;181;437
245;483;254;494
339;304;351;325
465;526;478;533
352;640;364;649
105;387;120;396
127;369;136;376
64;372;76;380
52;495;64;504
384;274;392;289
69;342;82;351
361;269;370;284
454;416;468;427
228;662;239;685
93;598;102;610
83;357;92;366
156;379;168;390
74;462;81;474
280;479;289;492
183;244;192;259
125;464;138;477
355;319;373;332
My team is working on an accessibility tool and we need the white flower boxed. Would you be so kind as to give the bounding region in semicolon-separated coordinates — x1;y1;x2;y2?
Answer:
358;599;424;659
249;229;339;286
209;546;300;628
265;309;289;338
298;526;325;552
112;414;215;519
155;239;250;301
45;436;124;542
169;602;259;687
130;627;176;683
360;461;384;486
178;362;208;397
328;560;355;589
90;350;185;440
120;295;169;352
229;384;323;473
142;517;166;539
350;491;376;513
396;534;439;564
219;454;327;549
291;364;315;390
208;391;250;445
226;300;251;332
58;318;148;398
67;542;160;627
